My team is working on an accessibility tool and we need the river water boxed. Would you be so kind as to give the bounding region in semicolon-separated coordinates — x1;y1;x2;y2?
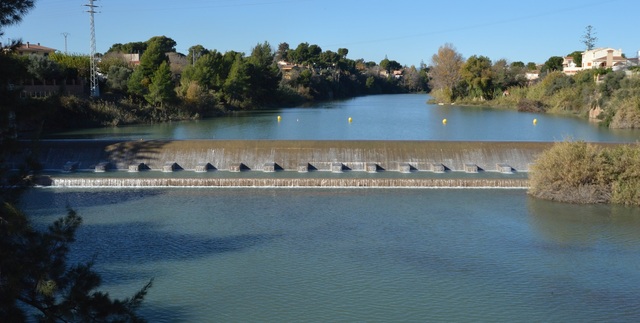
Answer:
21;187;640;322
26;94;640;321
49;94;640;142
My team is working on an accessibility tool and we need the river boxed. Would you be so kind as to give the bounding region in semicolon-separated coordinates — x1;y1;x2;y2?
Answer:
24;94;640;321
48;94;640;142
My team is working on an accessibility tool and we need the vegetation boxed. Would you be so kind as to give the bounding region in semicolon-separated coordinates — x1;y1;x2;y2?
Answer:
1;2;152;321
426;37;640;129
529;141;640;205
3;34;430;134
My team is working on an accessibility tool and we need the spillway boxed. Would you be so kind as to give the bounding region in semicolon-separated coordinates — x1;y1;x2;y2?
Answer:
12;139;580;187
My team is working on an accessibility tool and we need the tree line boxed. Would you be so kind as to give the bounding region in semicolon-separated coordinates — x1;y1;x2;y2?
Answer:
428;43;640;129
1;35;429;131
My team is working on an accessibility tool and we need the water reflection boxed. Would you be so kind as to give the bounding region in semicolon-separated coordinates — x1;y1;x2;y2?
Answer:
527;196;640;246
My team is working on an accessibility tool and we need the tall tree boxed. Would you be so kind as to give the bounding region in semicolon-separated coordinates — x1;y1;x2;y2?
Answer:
581;25;598;50
223;54;250;105
247;42;281;105
138;40;168;79
146;61;175;107
460;55;493;99
146;36;177;53
275;42;290;62
0;0;34;36
429;43;464;102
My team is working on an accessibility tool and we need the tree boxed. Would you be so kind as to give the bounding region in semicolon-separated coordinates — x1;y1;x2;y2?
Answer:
106;41;146;55
526;62;537;70
567;50;583;67
26;55;61;84
223;54;250;106
337;48;349;59
138;40;168;79
581;25;597;50
460;55;493;99
50;53;91;79
187;44;208;66
0;203;153;322
1;6;152;320
541;56;564;74
275;42;290;62
0;0;34;36
380;57;402;74
146;36;176;54
146;61;175;107
107;65;132;92
429;43;464;102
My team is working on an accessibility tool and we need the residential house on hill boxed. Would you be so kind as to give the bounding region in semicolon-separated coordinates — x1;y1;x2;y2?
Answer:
582;48;626;70
16;42;56;56
563;47;631;75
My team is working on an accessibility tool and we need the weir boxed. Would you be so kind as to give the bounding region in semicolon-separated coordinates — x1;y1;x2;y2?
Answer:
15;139;572;187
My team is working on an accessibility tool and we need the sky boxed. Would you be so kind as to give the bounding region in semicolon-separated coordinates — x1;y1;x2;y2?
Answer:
3;0;638;67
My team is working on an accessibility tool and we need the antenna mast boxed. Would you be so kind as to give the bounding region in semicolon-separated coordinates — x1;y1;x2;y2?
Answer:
85;0;99;97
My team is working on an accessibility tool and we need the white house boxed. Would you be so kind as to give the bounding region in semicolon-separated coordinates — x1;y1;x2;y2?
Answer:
563;47;629;75
581;47;626;70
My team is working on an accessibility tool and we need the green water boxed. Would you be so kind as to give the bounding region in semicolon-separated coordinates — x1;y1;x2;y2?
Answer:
22;188;640;322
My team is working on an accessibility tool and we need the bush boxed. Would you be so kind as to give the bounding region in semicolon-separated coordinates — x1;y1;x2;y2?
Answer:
529;141;640;206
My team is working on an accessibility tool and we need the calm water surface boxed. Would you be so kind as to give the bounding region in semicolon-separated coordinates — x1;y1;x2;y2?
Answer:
49;94;640;142
30;94;640;321
21;188;640;322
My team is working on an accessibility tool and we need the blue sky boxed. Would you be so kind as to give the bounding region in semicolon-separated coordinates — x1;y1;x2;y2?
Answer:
3;0;638;67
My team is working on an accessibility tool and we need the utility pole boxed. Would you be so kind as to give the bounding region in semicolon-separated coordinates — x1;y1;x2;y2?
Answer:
85;0;99;97
61;32;70;53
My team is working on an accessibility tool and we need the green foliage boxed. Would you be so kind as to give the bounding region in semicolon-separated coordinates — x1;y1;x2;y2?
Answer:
599;70;625;99
26;55;61;83
1;116;151;321
50;53;90;79
106;65;132;92
145;61;176;107
567;50;583;67
581;25;598;50
138;40;168;79
526;62;537;70
127;68;148;97
460;55;493;99
187;44;209;65
541;56;564;73
529;141;640;206
0;198;153;321
223;56;251;107
107;41;146;54
0;0;34;36
147;36;177;53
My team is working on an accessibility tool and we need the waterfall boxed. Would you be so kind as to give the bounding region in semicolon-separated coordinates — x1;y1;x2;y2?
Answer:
50;177;529;188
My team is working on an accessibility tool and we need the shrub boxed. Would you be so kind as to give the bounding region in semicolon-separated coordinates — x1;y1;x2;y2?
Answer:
529;141;640;206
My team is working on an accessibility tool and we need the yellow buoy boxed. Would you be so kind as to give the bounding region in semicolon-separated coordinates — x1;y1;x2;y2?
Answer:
277;115;281;122
533;118;537;125
348;117;352;123
442;118;447;125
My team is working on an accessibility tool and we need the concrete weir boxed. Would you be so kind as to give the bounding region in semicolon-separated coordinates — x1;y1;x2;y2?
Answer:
27;140;557;188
